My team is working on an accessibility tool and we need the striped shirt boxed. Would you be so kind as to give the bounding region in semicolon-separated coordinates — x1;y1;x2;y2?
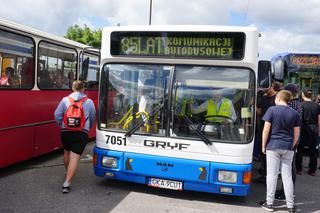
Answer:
288;98;302;119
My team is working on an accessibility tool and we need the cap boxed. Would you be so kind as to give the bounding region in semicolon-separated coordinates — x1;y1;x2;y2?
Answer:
284;83;299;93
303;87;313;94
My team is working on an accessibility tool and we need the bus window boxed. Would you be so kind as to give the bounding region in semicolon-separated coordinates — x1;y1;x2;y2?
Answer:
80;51;100;90
38;41;77;90
172;66;255;143
100;64;169;135
0;29;34;89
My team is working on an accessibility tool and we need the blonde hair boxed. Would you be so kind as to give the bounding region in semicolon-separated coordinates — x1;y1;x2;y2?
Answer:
276;90;292;103
72;80;85;91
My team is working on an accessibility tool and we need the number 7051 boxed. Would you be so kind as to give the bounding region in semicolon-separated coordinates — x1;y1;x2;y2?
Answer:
105;135;127;146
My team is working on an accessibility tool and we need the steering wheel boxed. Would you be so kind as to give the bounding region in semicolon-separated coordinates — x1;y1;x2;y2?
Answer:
204;115;233;123
193;115;233;139
196;115;233;131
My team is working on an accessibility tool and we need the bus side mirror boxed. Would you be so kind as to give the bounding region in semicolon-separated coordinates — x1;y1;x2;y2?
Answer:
258;60;271;89
273;59;284;81
80;57;89;81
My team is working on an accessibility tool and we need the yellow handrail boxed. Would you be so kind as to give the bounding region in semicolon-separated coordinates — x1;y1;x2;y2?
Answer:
109;106;133;126
123;111;150;129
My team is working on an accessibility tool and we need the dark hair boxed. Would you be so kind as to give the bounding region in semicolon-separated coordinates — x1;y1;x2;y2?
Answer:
72;80;85;91
6;67;14;75
303;88;312;99
272;81;282;92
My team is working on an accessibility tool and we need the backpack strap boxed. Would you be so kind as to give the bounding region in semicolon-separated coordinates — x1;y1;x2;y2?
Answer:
67;96;75;105
78;96;88;104
67;96;88;104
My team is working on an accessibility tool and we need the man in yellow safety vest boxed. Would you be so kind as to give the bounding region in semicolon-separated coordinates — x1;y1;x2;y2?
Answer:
190;90;237;139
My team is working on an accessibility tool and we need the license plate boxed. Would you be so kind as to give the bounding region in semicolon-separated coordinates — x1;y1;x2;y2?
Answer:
148;178;183;191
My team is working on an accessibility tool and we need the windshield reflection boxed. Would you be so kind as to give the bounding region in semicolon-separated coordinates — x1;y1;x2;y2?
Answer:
172;66;255;143
99;64;255;143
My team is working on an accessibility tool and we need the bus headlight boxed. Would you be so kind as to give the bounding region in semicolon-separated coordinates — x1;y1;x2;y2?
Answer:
218;170;237;183
102;156;118;168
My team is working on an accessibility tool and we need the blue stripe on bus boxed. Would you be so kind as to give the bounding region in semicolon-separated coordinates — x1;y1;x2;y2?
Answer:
0;43;33;55
89;60;98;65
93;146;252;196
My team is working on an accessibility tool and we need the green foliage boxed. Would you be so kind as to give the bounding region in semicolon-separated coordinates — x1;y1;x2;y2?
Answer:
65;24;102;48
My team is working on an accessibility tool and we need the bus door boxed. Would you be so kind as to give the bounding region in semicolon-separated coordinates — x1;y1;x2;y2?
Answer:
33;41;78;156
80;51;100;138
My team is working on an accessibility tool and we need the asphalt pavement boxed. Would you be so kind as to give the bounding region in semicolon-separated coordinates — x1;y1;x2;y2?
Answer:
0;142;320;213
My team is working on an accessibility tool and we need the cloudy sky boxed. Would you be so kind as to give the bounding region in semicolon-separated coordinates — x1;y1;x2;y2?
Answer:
0;0;319;60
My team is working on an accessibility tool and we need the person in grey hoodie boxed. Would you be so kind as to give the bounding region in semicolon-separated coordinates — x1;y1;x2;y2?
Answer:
54;80;96;193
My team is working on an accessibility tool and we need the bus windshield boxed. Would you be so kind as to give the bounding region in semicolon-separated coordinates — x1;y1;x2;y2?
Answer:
99;64;255;144
285;54;320;96
100;64;170;136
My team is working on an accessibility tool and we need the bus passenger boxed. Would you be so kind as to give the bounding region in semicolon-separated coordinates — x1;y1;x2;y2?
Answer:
54;80;96;193
8;75;20;87
260;90;300;213
56;73;69;89
67;71;75;88
191;89;236;140
38;70;53;89
275;84;302;201
316;94;320;106
0;67;14;86
296;88;320;176
138;85;156;132
256;81;279;182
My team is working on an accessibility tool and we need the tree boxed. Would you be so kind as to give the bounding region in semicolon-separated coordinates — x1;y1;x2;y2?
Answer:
65;25;102;48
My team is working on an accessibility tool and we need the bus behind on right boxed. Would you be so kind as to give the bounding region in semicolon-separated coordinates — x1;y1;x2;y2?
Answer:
272;52;320;98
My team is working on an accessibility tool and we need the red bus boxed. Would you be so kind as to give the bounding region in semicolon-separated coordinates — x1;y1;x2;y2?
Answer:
0;18;100;168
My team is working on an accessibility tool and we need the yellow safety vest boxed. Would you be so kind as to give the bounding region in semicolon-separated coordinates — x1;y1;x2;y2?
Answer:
179;99;192;117
206;98;231;122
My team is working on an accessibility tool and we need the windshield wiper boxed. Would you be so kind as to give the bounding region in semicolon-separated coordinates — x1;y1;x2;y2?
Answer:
125;100;165;137
182;115;212;145
124;116;145;137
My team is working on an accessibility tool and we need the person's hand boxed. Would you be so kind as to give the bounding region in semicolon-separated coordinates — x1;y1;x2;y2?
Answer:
222;120;230;126
262;147;266;154
222;118;233;126
188;98;195;111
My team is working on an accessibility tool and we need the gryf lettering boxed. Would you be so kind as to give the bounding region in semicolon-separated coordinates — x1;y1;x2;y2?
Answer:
144;140;190;150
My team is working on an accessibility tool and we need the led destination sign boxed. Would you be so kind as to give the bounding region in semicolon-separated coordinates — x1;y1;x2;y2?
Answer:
292;55;320;67
111;32;245;59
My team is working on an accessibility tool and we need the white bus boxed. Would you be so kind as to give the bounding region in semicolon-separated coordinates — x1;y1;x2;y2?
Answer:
93;26;270;196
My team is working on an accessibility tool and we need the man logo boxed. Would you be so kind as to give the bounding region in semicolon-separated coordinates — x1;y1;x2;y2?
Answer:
156;162;174;167
156;162;174;172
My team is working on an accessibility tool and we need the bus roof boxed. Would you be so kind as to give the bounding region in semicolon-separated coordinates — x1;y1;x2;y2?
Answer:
0;18;91;49
103;25;258;33
271;52;320;61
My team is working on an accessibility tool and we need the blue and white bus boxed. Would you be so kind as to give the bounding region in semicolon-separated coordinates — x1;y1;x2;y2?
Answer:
93;26;269;196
